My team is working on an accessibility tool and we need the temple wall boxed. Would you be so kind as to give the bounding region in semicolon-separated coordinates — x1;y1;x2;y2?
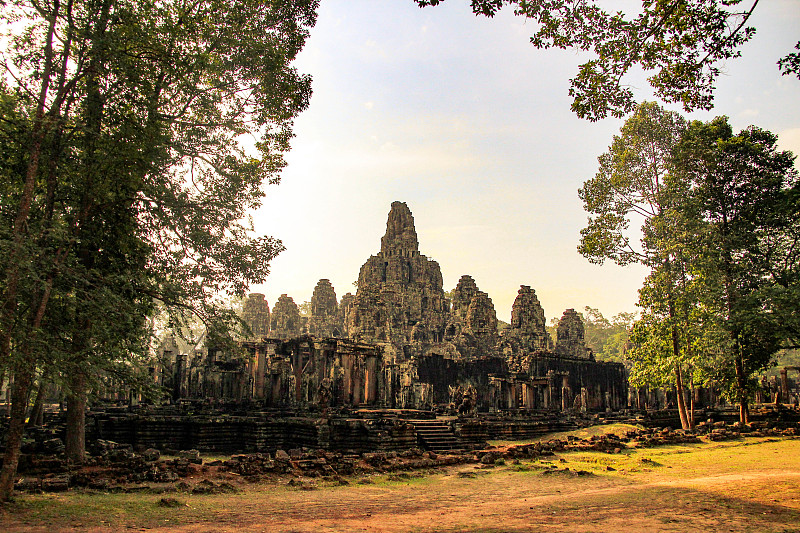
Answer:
527;355;627;411
94;413;418;454
414;353;506;410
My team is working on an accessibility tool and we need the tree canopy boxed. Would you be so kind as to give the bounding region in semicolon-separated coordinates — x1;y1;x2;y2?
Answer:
671;117;799;421
0;0;318;500
414;1;786;121
581;100;799;425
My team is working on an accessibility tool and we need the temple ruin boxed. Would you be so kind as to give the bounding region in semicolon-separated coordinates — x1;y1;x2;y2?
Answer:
157;201;627;414
8;201;798;460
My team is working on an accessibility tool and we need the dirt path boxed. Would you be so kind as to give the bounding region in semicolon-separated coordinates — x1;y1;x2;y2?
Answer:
4;438;800;533
150;469;800;533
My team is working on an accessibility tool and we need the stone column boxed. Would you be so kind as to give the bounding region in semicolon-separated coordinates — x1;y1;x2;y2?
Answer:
524;384;534;409
561;376;571;411
251;346;265;400
173;353;186;402
780;368;789;404
580;387;588;413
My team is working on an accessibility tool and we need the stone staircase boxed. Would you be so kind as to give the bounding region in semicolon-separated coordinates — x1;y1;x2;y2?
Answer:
409;419;465;453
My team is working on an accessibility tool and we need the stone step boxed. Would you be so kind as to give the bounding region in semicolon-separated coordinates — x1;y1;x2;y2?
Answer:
408;419;465;452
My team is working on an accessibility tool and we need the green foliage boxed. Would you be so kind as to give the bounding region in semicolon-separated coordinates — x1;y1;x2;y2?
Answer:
579;101;687;266
581;98;799;418
415;1;759;120
579;102;694;394
0;0;319;376
778;41;800;79
672;117;800;403
0;0;318;496
580;306;634;365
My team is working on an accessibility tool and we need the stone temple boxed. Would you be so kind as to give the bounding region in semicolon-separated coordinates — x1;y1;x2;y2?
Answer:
159;201;626;414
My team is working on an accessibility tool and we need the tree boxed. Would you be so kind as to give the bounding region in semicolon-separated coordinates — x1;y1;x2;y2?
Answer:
673;118;799;424
579;306;634;364
579;101;698;428
415;0;762;120
0;0;318;501
628;244;710;423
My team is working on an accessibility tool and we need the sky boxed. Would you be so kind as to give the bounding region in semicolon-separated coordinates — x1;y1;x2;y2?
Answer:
249;0;800;324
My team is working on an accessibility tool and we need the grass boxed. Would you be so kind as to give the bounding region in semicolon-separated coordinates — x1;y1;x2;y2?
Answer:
495;436;800;488
6;492;201;529
487;422;643;447
3;432;799;532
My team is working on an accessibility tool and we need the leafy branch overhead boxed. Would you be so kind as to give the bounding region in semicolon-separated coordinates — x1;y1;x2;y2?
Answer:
778;41;800;79
416;0;766;121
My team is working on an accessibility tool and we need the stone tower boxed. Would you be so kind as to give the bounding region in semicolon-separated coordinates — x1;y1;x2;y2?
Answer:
450;275;480;323
308;279;341;337
506;285;552;352
241;293;270;339
445;275;499;348
554;308;592;359
270;294;302;338
347;202;450;346
465;292;499;340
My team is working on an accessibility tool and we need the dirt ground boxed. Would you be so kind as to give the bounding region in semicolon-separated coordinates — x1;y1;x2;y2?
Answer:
3;437;800;533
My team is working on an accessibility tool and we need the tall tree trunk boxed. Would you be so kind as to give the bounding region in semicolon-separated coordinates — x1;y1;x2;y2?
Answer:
0;368;5;415
64;371;87;463
0;368;33;501
674;360;690;430
27;376;48;427
61;1;111;466
734;349;749;425
664;256;690;430
690;374;696;430
0;3;61;503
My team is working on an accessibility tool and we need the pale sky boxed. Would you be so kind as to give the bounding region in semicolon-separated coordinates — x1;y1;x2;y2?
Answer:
249;0;800;324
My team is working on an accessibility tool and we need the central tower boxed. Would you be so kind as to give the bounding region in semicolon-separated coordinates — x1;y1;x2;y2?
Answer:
347;202;449;348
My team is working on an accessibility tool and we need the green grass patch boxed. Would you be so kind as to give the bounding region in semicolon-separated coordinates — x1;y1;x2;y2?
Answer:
6;491;209;529
488;422;643;447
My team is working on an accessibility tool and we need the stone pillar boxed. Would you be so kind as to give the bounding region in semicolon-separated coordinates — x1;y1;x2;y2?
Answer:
580;387;588;413
365;356;378;404
523;384;533;409
561;375;571;411
511;383;519;409
173;353;186;402
253;346;266;399
755;385;764;405
605;391;612;412
780;368;789;404
489;379;499;413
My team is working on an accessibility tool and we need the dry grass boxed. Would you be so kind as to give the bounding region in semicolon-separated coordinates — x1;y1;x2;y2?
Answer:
2;433;799;532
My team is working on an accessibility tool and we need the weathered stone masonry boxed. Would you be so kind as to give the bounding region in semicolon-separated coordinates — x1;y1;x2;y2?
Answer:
160;201;627;414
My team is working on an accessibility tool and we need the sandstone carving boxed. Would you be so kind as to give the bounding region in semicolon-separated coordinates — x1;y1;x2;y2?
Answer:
554;308;593;360
270;294;302;338
164;201;625;414
241;293;270;339
308;279;340;337
346;201;450;347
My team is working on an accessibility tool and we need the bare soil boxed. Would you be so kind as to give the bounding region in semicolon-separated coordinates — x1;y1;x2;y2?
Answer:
3;436;800;532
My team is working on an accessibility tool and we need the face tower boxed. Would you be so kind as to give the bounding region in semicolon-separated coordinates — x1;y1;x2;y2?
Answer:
346;202;450;349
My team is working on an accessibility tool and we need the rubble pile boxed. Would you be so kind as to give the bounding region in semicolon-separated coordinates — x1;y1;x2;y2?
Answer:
7;416;799;494
695;419;800;441
625;427;703;446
